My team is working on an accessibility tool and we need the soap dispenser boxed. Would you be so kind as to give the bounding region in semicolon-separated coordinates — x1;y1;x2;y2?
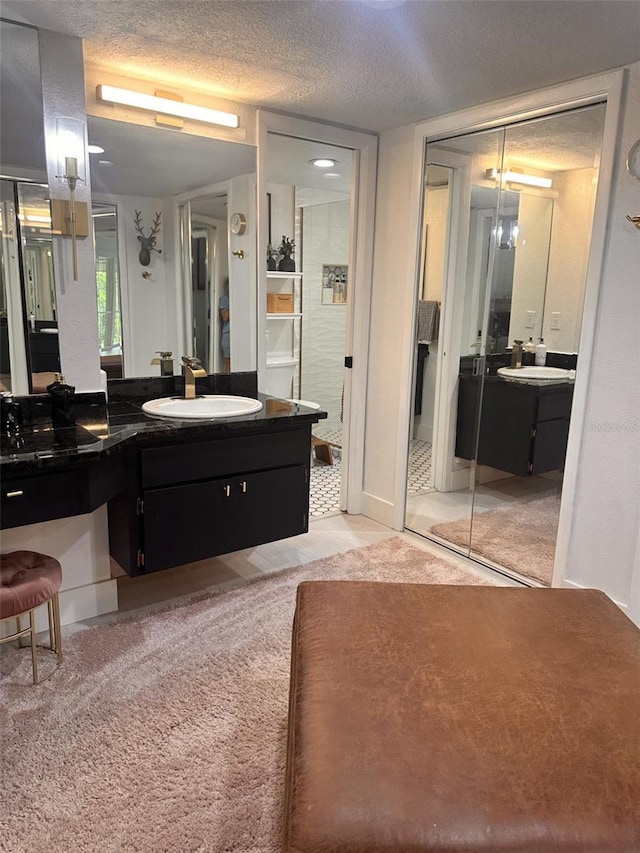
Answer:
47;374;76;430
535;338;547;366
523;337;536;365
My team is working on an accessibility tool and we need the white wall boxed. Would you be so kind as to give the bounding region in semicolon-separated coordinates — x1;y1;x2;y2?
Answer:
40;29;101;393
116;194;174;376
364;65;640;623
362;125;417;525
543;168;597;352
561;64;640;621
301;198;349;429
509;194;553;346
1;507;117;628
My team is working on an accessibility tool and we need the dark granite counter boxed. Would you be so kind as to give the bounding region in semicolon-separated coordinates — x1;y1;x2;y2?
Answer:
1;373;326;475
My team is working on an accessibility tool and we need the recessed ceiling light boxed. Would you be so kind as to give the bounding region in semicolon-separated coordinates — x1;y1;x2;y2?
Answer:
310;158;337;168
322;172;341;179
88;144;105;154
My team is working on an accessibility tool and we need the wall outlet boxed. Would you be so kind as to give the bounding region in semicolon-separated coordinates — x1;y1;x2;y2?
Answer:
526;310;536;329
551;312;561;330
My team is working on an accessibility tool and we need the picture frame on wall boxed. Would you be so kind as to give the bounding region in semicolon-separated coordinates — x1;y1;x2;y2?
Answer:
322;264;348;305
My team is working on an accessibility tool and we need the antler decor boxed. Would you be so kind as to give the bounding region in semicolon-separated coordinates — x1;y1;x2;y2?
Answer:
134;210;162;266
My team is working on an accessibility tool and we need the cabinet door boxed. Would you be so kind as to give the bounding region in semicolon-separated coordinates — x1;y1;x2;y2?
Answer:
531;419;570;474
142;465;308;572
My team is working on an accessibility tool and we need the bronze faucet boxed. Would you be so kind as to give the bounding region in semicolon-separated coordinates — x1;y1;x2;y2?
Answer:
181;356;207;399
511;340;524;369
150;351;174;376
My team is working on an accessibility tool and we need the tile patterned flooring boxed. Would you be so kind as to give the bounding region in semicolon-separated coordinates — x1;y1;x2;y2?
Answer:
309;438;433;518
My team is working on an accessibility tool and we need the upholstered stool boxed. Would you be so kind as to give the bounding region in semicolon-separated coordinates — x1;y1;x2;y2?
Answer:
284;582;640;851
0;550;63;685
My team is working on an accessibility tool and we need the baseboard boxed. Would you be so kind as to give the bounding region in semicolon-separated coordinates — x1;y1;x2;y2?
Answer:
560;577;629;615
58;578;119;628
413;423;433;443
360;491;398;530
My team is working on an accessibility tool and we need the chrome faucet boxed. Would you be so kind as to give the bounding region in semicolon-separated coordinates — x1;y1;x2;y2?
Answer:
511;340;524;369
182;356;207;399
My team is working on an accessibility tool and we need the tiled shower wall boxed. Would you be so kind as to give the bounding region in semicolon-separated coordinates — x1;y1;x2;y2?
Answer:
300;198;350;430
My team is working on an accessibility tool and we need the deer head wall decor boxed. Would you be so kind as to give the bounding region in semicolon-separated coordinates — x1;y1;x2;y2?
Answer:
134;210;162;266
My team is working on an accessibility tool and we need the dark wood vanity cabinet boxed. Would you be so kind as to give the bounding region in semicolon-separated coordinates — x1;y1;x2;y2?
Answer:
456;375;573;476
108;424;312;576
1;454;125;529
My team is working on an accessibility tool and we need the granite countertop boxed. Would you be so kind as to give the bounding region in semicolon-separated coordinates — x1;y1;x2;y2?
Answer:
1;374;326;474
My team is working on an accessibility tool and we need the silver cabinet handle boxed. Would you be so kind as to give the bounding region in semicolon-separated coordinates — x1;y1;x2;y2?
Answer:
240;481;247;493
6;490;24;498
223;484;231;498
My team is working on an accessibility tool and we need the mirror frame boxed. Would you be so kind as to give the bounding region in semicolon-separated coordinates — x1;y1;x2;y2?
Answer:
400;70;624;568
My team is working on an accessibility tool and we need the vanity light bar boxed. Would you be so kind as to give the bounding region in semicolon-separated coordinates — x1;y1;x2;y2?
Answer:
486;168;552;189
96;85;239;129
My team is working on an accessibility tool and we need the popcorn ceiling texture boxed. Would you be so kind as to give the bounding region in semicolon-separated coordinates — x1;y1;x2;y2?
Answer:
5;0;640;131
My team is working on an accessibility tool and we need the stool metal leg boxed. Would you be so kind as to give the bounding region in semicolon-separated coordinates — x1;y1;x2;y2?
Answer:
28;609;38;686
47;599;55;651
52;593;63;664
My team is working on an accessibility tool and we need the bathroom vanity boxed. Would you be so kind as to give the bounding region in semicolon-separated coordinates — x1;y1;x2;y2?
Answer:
1;378;325;577
456;372;574;476
109;422;312;575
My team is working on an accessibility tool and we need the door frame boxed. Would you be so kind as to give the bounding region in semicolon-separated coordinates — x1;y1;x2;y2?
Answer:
256;112;378;514
398;69;624;586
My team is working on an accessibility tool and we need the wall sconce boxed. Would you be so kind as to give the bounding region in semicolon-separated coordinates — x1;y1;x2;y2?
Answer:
485;167;553;189
52;117;89;281
493;215;519;249
96;84;239;129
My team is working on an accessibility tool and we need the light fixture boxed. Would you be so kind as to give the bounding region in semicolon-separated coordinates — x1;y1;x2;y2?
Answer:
96;84;239;129
52;117;89;281
485;167;552;189
310;158;337;168
88;144;105;154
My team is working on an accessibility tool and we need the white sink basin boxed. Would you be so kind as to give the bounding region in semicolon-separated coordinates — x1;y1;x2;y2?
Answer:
497;366;574;382
142;395;263;420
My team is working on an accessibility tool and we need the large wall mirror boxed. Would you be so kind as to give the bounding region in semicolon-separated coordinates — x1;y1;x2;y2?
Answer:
87;116;256;378
405;103;606;587
0;19;61;394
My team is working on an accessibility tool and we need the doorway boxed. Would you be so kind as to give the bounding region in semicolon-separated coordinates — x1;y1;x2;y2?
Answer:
405;104;606;585
264;134;354;518
258;113;377;518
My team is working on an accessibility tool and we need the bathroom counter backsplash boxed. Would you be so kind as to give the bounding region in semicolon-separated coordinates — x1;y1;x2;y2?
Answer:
0;374;326;472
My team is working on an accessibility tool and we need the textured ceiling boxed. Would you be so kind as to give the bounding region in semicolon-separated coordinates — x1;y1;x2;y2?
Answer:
4;0;640;132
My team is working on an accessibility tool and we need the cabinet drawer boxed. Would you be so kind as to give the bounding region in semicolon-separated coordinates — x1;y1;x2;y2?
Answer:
1;469;84;528
141;427;310;488
537;389;573;421
142;465;308;572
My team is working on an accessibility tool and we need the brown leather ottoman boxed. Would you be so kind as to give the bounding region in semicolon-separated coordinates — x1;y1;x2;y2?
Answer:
283;582;640;852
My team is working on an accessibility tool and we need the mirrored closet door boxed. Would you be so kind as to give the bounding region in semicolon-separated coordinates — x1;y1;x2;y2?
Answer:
405;104;606;586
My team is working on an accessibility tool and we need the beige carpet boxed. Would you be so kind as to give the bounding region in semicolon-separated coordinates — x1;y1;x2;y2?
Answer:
1;537;494;853
431;492;561;585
